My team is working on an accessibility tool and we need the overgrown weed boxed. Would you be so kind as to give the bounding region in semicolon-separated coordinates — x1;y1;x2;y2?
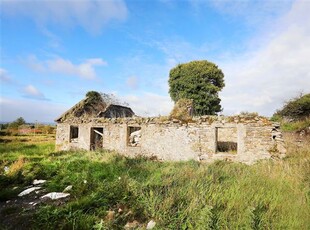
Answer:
7;156;25;176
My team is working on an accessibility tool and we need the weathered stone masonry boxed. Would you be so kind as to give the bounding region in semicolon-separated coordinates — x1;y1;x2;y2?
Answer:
56;115;285;165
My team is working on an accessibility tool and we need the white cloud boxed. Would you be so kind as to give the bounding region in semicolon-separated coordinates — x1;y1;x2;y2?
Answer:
0;68;12;83
152;38;212;64
117;52;172;93
0;68;7;77
86;58;107;65
22;84;47;100
0;69;48;101
123;92;174;117
207;0;293;26
41;28;63;50
120;0;310;117
23;85;42;97
0;96;67;122
219;0;310;116
26;56;107;79
126;76;138;90
26;55;46;72
144;0;310;117
1;0;128;34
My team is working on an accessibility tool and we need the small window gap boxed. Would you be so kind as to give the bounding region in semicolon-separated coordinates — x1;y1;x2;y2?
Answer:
128;126;141;147
216;127;238;154
70;126;79;143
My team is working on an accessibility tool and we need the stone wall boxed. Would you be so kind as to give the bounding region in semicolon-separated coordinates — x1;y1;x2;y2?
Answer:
55;115;286;164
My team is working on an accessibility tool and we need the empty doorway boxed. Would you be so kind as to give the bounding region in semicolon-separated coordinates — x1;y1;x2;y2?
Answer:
91;127;104;150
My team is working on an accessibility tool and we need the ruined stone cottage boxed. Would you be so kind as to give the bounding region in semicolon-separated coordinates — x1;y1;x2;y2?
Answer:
55;94;286;164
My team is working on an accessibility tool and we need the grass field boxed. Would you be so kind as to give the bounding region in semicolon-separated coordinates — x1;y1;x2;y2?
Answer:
0;133;309;229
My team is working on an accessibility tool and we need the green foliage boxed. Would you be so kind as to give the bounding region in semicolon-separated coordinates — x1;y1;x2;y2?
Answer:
274;93;310;120
85;91;129;107
168;60;225;115
85;91;104;108
86;91;101;100
8;117;26;129
0;137;309;229
279;117;310;131
37;124;56;134
272;93;310;131
0;123;9;130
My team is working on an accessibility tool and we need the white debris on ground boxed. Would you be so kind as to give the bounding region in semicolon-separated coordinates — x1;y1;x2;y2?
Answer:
63;185;73;192
33;179;46;185
4;166;9;173
41;192;70;200
18;187;42;197
29;202;37;206
146;220;156;229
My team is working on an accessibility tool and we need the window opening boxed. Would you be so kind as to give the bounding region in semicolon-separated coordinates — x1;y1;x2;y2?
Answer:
70;126;79;143
216;127;238;154
128;126;141;147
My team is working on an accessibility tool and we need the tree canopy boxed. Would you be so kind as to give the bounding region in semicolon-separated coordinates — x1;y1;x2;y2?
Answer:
168;60;225;115
274;93;310;120
8;117;26;129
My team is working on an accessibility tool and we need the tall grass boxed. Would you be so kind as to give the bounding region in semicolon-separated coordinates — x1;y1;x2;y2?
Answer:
0;136;309;229
271;116;310;132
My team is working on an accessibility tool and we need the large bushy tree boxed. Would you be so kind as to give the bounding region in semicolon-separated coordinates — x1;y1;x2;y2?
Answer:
168;60;225;115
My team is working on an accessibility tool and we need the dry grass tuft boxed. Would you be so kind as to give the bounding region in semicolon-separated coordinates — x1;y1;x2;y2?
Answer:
7;156;25;176
169;98;193;122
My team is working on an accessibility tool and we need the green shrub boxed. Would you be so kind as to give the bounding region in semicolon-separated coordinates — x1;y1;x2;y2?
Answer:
274;93;310;120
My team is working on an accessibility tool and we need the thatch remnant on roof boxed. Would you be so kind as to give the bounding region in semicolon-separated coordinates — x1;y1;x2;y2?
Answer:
55;91;135;123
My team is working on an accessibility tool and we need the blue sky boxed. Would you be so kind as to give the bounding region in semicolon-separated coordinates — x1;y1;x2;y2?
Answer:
1;0;310;122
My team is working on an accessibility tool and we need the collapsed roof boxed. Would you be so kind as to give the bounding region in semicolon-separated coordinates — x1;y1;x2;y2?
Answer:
55;93;135;123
